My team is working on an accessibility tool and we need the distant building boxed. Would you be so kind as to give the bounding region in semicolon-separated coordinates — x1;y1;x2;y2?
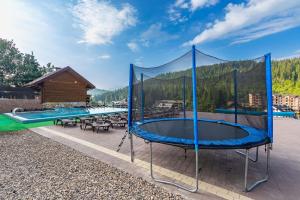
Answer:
249;93;265;108
249;93;300;111
155;100;183;109
112;99;127;108
273;95;283;106
26;66;95;108
273;94;300;111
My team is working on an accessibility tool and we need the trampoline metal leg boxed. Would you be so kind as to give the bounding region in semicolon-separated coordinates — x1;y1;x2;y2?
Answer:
236;147;259;162
130;130;134;162
150;142;199;192
244;144;270;192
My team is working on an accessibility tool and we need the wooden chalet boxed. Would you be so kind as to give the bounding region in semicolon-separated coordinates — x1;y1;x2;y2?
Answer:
26;66;95;106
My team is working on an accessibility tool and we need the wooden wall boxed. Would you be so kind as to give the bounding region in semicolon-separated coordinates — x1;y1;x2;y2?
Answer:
41;71;88;103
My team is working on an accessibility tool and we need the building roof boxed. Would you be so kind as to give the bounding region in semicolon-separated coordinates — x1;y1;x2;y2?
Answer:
25;66;95;89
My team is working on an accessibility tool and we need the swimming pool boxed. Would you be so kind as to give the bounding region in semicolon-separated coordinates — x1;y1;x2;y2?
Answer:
5;107;127;123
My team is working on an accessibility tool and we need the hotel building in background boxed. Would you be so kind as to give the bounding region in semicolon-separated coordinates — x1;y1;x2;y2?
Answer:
249;93;300;112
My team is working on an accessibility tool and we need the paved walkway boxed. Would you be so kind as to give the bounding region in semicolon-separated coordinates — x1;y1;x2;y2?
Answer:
32;118;300;200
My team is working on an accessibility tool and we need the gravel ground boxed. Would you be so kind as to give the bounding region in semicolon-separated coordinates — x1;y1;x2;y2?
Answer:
0;130;184;200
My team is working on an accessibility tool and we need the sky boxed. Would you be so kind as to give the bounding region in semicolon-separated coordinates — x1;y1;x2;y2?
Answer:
0;0;300;89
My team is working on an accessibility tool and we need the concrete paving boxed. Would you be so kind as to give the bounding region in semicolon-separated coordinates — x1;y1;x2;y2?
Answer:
31;118;300;200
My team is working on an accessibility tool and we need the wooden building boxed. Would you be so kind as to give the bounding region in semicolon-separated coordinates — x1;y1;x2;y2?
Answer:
26;66;95;107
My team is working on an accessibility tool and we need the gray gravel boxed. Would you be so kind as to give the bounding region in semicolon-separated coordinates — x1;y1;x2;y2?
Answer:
0;131;184;200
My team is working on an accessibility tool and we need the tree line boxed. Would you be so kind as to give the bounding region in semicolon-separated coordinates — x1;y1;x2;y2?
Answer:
0;38;55;87
2;37;298;101
95;57;300;107
272;58;300;95
95;59;268;112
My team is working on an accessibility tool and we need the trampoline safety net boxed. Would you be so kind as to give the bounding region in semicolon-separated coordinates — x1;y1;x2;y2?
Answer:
129;46;272;145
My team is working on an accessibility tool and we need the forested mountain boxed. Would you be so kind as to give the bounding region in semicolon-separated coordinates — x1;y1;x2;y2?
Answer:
273;57;300;95
94;87;128;104
94;59;265;111
95;57;300;105
88;88;109;96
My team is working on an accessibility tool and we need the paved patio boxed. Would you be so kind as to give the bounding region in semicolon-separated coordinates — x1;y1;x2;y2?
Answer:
32;118;300;200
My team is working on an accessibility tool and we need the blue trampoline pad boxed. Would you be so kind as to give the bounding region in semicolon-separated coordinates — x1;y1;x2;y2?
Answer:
131;118;270;149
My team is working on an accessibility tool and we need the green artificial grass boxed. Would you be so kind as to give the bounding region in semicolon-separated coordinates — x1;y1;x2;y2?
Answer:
0;114;53;132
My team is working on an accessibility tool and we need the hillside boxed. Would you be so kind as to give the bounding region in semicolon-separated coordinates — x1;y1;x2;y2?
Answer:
93;87;128;104
95;57;300;104
273;57;300;95
88;89;109;96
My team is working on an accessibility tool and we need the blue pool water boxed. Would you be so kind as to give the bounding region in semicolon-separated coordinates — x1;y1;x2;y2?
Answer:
5;107;127;123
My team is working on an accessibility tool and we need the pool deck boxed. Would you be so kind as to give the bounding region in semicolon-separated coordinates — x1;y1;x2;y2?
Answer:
31;118;300;200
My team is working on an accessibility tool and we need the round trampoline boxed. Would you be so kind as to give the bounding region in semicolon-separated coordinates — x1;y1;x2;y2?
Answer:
127;46;273;192
132;118;269;149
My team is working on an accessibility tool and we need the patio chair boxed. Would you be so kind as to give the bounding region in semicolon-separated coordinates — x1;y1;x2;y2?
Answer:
54;118;63;125
94;116;100;120
101;115;110;120
92;121;111;133
79;117;94;130
110;117;127;128
61;118;77;128
54;119;58;125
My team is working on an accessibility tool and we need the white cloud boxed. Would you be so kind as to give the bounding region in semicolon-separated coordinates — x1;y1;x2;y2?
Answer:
167;6;188;23
168;0;218;23
141;23;179;46
127;41;139;52
184;0;300;46
127;23;178;51
72;0;137;45
190;0;219;11
98;54;111;59
175;0;189;8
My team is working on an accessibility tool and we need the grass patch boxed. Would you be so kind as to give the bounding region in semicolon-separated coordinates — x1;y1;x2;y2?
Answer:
0;114;53;132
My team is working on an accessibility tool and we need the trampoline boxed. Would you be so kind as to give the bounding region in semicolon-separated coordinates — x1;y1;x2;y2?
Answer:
127;45;273;192
132;118;269;149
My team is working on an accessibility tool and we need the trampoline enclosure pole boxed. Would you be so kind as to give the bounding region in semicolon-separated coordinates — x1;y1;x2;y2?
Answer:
265;53;273;142
128;64;134;162
191;45;199;150
192;45;199;191
140;73;144;121
183;76;186;118
233;69;238;123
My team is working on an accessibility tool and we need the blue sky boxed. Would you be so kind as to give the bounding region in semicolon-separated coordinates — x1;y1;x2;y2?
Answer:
0;0;300;89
